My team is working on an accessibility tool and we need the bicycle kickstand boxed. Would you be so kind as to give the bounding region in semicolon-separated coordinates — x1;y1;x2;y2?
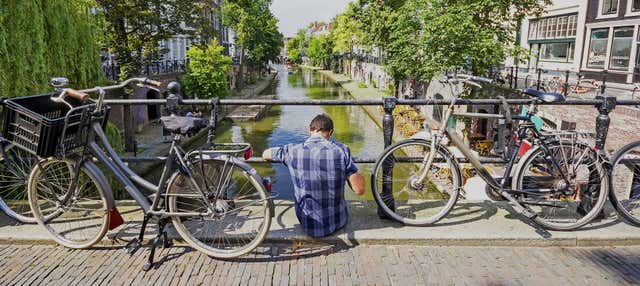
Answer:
143;218;172;271
125;213;151;255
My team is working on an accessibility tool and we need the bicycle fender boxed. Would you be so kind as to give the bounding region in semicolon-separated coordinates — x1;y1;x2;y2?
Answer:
81;159;117;210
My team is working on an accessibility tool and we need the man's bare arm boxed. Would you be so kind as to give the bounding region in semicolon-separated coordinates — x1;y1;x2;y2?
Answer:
347;172;365;196
262;148;274;161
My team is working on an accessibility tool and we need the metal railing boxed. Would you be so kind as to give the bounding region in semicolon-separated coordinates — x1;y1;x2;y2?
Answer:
102;59;189;81
104;94;633;164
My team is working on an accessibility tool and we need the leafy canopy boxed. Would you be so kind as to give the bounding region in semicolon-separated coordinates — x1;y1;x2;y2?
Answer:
182;40;233;99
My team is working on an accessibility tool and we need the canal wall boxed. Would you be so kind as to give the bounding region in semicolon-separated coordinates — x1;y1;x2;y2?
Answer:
130;72;278;175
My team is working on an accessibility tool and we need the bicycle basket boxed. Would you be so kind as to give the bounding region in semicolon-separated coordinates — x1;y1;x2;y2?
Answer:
1;93;109;157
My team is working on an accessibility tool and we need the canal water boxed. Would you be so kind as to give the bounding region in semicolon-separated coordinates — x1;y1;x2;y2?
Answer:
214;65;385;200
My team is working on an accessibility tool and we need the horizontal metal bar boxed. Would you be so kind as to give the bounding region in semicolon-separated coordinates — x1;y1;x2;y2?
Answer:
121;156;507;164
103;98;640;106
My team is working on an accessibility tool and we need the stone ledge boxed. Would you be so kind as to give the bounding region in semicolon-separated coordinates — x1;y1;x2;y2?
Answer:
1;200;638;248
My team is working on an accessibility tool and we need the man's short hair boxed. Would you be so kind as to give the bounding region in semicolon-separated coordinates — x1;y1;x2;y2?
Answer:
309;114;334;132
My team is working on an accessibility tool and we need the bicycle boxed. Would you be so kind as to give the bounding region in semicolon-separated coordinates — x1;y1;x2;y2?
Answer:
371;74;608;231
22;78;275;270
609;139;640;226
0;136;39;223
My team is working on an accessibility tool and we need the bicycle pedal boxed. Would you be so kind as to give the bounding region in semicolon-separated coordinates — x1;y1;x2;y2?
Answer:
125;238;141;254
521;208;537;219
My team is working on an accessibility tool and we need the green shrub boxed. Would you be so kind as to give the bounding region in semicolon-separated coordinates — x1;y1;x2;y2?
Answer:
183;40;232;99
384;82;396;96
358;82;368;88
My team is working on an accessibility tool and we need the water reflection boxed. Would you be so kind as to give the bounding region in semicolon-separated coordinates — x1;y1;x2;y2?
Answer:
215;66;384;200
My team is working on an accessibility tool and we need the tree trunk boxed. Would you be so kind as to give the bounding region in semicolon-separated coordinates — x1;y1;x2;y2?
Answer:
236;47;245;91
394;79;400;98
114;16;136;152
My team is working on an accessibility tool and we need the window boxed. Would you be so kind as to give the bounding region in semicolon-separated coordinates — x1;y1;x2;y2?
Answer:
602;0;618;15
632;0;640;12
588;29;609;68
529;21;538;40
528;14;578;40
609;27;634;70
546;17;557;38
556;16;567;38
537;19;547;39
539;42;575;62
567;15;577;37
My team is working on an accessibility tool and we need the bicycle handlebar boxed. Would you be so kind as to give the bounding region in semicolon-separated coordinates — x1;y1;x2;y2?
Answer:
77;77;162;94
65;89;90;101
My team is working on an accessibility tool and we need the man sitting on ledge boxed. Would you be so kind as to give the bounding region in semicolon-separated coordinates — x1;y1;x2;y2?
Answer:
263;114;365;237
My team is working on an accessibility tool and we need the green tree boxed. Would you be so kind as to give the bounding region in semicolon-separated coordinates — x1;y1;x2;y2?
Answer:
182;40;232;99
0;0;103;96
307;35;333;68
330;3;361;54
97;0;205;79
222;0;282;90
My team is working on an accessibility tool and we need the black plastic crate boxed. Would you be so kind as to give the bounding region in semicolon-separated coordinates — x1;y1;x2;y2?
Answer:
1;93;109;157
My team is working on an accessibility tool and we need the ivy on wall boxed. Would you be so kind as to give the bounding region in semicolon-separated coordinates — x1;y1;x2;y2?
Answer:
0;0;104;97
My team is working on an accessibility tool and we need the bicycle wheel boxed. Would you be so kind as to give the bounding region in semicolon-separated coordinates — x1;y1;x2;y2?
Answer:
28;158;110;248
168;156;271;258
610;141;640;226
513;141;607;230
0;143;38;223
371;139;461;226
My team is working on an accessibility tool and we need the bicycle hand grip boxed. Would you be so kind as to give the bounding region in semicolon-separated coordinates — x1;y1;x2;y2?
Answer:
65;89;89;101
144;79;162;88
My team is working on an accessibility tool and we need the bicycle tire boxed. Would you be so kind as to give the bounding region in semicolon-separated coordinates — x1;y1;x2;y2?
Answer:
609;140;640;226
168;156;271;258
371;138;461;226
0;143;38;223
512;141;608;230
28;157;110;248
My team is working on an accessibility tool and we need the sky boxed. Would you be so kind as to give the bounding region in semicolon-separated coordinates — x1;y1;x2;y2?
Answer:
270;0;352;37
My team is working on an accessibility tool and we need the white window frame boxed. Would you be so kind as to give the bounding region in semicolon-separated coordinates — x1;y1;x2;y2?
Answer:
567;15;578;37
627;0;640;16
583;24;640;84
597;0;620;19
586;27;611;69
608;26;635;71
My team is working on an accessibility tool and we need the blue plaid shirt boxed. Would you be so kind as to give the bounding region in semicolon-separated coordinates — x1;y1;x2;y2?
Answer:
272;134;359;237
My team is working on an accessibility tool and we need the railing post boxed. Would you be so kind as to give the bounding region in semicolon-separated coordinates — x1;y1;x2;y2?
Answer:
514;65;519;89
564;70;570;96
509;66;514;89
600;70;608;95
379;96;397;218
594;94;616;151
536;68;543;90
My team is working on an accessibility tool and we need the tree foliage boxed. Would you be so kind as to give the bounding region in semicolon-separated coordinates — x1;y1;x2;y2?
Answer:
97;0;207;79
221;0;282;88
0;0;104;96
307;34;333;68
182;40;232;99
324;0;547;82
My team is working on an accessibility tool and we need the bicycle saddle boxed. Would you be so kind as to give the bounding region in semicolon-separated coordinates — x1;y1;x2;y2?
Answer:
522;88;565;103
161;116;207;135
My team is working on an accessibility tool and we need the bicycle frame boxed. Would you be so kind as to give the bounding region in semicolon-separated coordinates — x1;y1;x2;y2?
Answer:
414;97;572;197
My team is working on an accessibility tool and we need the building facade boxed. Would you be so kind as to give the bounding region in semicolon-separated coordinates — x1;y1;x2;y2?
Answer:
160;0;234;62
582;0;640;83
511;0;640;84
512;0;589;74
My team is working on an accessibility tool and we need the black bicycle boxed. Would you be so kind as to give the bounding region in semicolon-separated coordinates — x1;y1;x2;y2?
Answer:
371;74;608;230
18;78;275;270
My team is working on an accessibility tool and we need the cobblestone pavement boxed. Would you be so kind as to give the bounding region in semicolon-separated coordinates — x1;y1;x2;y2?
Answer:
1;243;640;285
